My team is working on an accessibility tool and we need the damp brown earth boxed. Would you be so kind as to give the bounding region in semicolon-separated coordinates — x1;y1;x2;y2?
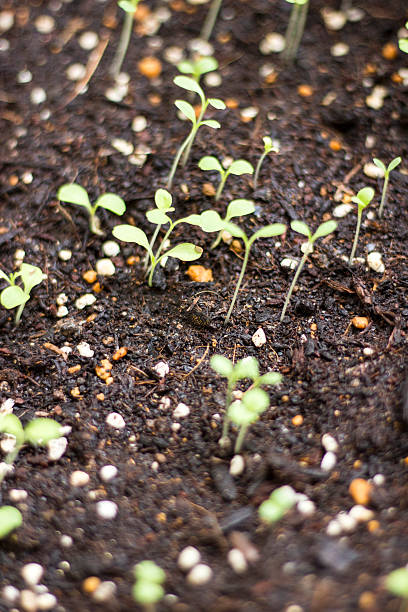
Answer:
0;0;407;611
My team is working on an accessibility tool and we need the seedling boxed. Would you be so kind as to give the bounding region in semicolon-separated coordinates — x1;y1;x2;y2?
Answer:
0;506;23;538
282;0;309;63
386;566;408;611
132;560;165;612
258;485;296;524
200;0;223;41
0;411;64;483
399;22;408;53
373;157;402;218
220;220;286;324
349;187;374;264
280;219;338;322
198;156;254;201
177;56;218;84
167;77;226;189
110;0;141;78
253;137;279;191
112;189;225;286
211;198;255;249
57;183;126;236
0;263;46;325
210;354;282;447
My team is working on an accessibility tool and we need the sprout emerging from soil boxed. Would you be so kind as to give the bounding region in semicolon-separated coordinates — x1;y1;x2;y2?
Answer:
385;566;408;610
0;263;46;325
110;0;141;78
58;183;126;236
399;22;408;53
177;56;218;84
280;219;338;322
0;506;23;539
132;561;166;611
200;0;223;41
258;485;296;525
221;220;286;324
167;77;226;189
210;354;282;450
211;198;255;249
253;137;279;191
282;0;309;63
112;189;225;287
373;156;402;218
198;156;254;202
349;187;374;265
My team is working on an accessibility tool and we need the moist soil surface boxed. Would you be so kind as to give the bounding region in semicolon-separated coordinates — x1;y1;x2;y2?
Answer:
0;0;408;610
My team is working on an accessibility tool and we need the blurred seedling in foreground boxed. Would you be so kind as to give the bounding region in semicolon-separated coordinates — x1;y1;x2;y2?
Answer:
198;155;254;202
110;0;141;78
373;156;401;218
0;263;46;325
349;187;374;265
385;566;408;612
132;560;166;611
258;485;297;524
0;505;23;539
253;137;279;191
177;55;218;84
58;183;126;236
282;0;309;63
399;22;408;53
200;0;223;41
280;220;338;321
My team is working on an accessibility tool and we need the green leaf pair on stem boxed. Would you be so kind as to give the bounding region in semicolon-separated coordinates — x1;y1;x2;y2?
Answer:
132;561;166;610
58;183;126;236
210;355;282;452
258;485;297;525
280;220;337;321
177;56;218;84
198;155;254;201
0;263;46;325
348;187;374;265
167;77;226;189
373;156;401;218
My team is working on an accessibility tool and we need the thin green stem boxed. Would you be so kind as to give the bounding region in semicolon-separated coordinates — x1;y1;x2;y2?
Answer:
221;382;234;439
200;0;223;41
224;242;250;325
378;173;389;218
181;102;207;167
143;225;161;270
280;251;308;322
147;256;157;287
215;172;227;201
253;152;267;191
234;424;248;454
167;128;195;189
110;8;135;78
210;230;223;249
349;209;362;265
89;212;104;236
14;302;26;326
282;1;309;63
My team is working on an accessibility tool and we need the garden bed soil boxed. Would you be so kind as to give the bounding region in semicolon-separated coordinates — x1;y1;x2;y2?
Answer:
0;0;408;610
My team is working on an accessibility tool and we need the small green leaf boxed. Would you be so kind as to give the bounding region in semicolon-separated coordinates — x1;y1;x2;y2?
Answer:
228;400;258;426
399;39;408;53
388;156;402;172
118;0;139;13
112;225;151;252
385;567;408;598
207;98;226;110
155;189;173;211
351;187;374;210
291;220;311;238
373;158;386;173
132;582;164;605
134;561;166;583
94;193;126;216
242;388;269;414
146;209;171;226
184;210;224;232
227;160;254;176
258;372;282;386
222;221;247;240
0;414;24;448
258;498;287;524
0;269;10;283
258;485;296;525
199;119;221;129
210;355;233;378
250;223;287;244
226;199;255;220
270;485;296;509
233;356;259;381
20;263;45;295
174;100;196;123
177;60;194;74
0;506;23;539
24;418;63;446
57;184;91;211
174;76;204;99
164;243;203;261
198;156;223;173
0;286;27;309
195;57;218;75
312;220;338;241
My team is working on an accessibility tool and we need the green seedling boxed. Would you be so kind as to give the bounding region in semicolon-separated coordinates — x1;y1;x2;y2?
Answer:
198;156;254;202
132;560;165;612
373;157;402;218
0;412;64;483
282;0;309;63
399;22;408;53
58;183;126;236
113;189;225;286
0;263;45;325
110;0;141;78
349;187;374;265
177;56;218;84
0;506;23;539
228;388;270;453
200;0;223;41
258;485;296;524
280;219;338;322
385;566;408;612
211;198;255;249
210;354;282;447
167;77;226;189
220;220;287;324
253;137;279;191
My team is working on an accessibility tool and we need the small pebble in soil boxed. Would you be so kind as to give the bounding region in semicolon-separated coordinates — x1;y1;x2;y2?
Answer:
336;511;357;533
227;548;248;574
373;474;385;486
363;162;384;179
75;294;96;309
188;38;214;56
153;361;169;378
365;86;388;110
105;83;128;103
173;403;190;419
92;581;117;602
1;585;19;603
331;42;349;57
35;15;55;34
333;203;353;218
159;396;171;411
132;115;148;132
320;451;337;472
9;489;28;502
99;465;118;482
57;305;68;318
349;478;373;505
321;8;347;31
281;257;298;270
21;171;33;184
37;592;57;609
178;546;201;571
21;563;44;586
106;413;126;429
82;577;101;594
349;505;374;523
56;293;68;306
58;249;72;261
30;87;47;105
252;327;266;347
352;316;369;330
186;564;213;586
321;434;339;453
60;535;73;547
240;106;258;122
96;258;115;276
367;252;385;274
48;437;68;461
204;72;222;87
66;63;86;81
297;499;316;516
70;470;90;487
112;138;134;156
96;500;118;520
20;589;38;611
76;341;94;358
17;69;32;84
163;45;184;64
0;10;14;32
78;31;99;50
229;455;245;476
363;347;374;357
259;32;285;54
